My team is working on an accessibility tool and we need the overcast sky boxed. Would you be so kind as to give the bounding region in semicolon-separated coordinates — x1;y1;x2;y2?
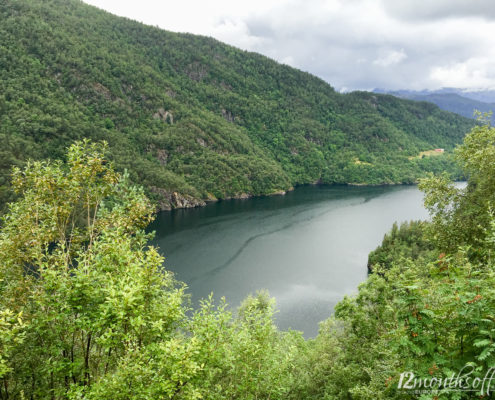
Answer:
83;0;495;92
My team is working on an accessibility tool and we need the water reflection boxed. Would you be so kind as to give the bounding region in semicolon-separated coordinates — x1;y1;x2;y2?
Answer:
150;184;428;337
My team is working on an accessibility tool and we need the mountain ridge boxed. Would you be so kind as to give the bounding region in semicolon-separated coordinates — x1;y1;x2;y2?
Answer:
0;0;474;210
374;88;495;124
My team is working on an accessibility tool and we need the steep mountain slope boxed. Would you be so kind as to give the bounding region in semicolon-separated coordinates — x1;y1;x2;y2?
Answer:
0;0;474;209
375;88;495;124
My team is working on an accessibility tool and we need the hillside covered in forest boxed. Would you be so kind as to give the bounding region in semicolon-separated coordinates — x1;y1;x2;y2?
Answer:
0;0;474;209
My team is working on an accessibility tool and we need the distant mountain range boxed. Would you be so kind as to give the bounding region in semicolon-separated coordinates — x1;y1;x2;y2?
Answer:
373;88;495;124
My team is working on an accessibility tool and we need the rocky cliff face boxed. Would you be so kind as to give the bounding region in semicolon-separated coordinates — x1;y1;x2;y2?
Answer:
151;187;206;211
151;188;291;211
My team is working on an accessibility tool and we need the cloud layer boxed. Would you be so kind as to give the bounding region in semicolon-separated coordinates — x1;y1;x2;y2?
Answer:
84;0;495;91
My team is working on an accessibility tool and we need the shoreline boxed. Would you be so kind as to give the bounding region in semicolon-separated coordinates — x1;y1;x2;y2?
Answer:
156;181;422;213
155;178;466;212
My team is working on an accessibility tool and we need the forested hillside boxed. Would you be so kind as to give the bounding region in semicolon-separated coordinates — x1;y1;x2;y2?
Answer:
0;0;474;209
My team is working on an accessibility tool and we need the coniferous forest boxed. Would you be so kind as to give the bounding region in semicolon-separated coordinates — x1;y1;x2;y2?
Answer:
1;1;494;399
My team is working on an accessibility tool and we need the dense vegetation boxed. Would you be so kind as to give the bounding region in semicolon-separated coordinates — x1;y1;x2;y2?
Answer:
2;120;495;399
367;220;435;273
0;0;474;210
0;141;303;399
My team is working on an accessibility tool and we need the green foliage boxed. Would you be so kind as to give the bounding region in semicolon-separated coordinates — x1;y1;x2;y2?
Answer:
188;292;302;399
0;308;24;379
0;0;473;211
420;117;495;256
368;220;436;272
0;140;185;397
0;142;303;399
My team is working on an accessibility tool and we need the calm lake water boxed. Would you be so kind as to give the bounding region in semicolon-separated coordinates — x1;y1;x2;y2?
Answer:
150;184;430;337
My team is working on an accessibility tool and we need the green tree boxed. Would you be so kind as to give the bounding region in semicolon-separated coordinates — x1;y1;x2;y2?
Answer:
420;116;495;257
0;140;188;398
0;140;303;399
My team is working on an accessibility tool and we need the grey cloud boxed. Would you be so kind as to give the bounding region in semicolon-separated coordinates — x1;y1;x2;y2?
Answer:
237;0;495;90
380;0;495;21
245;19;276;38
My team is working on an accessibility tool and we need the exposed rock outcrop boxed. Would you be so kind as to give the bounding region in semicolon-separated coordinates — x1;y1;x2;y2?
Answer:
146;145;169;166
156;149;169;165
196;137;207;147
151;187;206;211
185;61;208;82
153;108;173;124
92;82;112;99
269;190;287;196
219;81;232;91
221;108;234;123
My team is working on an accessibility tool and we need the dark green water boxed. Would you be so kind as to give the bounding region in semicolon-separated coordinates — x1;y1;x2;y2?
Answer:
150;184;429;337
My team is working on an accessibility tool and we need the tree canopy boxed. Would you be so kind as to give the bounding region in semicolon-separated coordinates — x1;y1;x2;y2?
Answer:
0;141;302;399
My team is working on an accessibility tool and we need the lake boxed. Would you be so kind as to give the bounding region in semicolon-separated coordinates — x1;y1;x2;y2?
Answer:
150;184;430;337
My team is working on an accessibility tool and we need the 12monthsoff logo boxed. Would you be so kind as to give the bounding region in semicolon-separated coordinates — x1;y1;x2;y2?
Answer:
398;365;495;396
